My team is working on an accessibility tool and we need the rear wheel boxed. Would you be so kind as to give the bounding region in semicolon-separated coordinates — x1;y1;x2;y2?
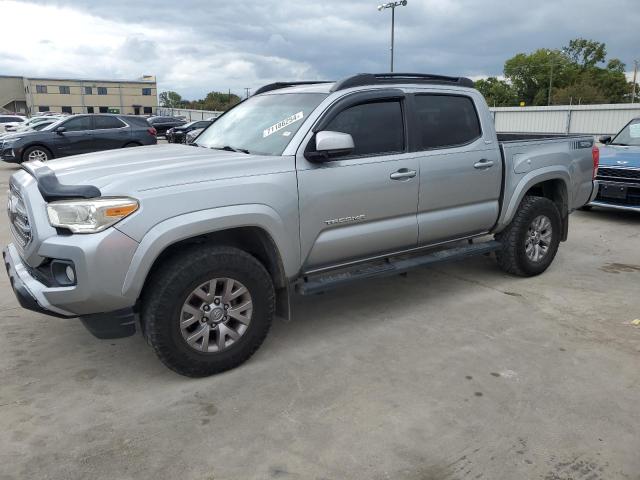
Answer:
22;146;51;163
142;245;275;377
495;196;561;277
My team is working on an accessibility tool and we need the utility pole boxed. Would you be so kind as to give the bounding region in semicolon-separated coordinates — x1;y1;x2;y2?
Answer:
548;61;554;106
377;1;408;72
244;87;251;98
632;60;638;104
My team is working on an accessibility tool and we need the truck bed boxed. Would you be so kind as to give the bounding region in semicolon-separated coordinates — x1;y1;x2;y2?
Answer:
497;133;590;142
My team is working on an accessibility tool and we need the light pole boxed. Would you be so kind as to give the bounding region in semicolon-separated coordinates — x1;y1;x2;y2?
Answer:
377;1;408;72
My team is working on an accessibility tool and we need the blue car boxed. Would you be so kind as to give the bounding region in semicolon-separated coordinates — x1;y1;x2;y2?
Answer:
591;118;640;212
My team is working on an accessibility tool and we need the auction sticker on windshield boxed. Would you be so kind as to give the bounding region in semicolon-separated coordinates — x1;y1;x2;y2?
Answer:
263;112;304;138
629;123;640;138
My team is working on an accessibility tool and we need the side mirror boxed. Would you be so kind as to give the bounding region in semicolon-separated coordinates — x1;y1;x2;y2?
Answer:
306;131;354;162
55;126;66;134
599;135;612;144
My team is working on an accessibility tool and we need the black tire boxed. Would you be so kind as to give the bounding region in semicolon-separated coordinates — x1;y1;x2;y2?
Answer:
579;205;593;211
22;145;52;163
142;245;275;377
495;195;562;277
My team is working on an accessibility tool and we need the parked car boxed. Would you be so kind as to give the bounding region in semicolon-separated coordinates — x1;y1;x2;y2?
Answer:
166;119;215;143
0;115;27;133
3;73;598;376
147;115;187;136
185;128;204;144
0;114;157;163
0;118;60;140
588;118;640;212
5;116;62;133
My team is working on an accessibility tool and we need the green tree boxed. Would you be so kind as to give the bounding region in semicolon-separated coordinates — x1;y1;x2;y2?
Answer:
564;38;606;69
158;91;183;108
474;77;518;106
503;39;631;105
504;49;574;105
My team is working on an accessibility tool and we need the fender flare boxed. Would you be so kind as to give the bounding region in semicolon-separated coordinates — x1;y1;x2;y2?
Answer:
119;204;298;301
497;167;570;231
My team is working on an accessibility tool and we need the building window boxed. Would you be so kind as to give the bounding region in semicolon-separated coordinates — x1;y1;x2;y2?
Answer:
38;106;49;112
143;107;152;114
61;106;72;114
85;87;92;95
142;88;152;96
59;86;70;94
36;85;47;94
97;87;107;95
87;106;94;113
99;106;108;113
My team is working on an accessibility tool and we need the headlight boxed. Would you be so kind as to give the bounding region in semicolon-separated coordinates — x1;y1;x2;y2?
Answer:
46;197;139;233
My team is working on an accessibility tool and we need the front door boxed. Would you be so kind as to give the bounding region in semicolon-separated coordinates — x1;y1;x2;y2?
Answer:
133;107;140;115
53;115;94;157
412;93;502;245
297;93;419;270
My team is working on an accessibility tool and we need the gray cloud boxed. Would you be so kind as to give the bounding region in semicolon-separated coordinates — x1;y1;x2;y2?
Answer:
10;0;640;98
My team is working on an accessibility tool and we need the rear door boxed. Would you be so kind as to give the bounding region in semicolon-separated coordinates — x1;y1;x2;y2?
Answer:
53;115;94;156
297;90;420;270
92;115;130;150
411;92;502;244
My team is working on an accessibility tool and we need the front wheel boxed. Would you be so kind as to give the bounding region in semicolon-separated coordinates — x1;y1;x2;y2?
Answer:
142;245;275;377
22;146;51;163
495;196;562;277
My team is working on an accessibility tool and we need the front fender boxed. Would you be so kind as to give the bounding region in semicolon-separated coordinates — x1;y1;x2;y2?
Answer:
119;204;299;301
496;167;570;232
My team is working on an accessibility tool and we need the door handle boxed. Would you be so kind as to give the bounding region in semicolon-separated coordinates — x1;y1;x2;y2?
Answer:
474;159;494;169
390;168;417;180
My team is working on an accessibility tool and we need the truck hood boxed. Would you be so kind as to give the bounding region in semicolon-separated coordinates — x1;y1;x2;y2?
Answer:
30;144;288;194
599;144;640;168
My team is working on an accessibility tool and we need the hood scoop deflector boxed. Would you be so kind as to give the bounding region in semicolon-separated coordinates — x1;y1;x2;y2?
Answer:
22;162;101;201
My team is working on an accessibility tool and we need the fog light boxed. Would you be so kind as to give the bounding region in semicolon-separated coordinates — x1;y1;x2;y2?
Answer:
65;265;75;283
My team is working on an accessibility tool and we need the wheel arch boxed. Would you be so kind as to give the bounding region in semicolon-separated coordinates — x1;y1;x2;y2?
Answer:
121;206;297;321
21;143;54;162
498;169;570;240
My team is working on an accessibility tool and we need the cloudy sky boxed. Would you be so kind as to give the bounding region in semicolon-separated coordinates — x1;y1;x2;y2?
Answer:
1;0;638;100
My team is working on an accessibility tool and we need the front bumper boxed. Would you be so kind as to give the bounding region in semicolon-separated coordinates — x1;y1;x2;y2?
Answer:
0;144;21;163
3;244;137;338
3;244;73;317
589;179;640;212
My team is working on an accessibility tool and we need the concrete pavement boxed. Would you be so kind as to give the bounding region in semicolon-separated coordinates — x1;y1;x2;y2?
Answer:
0;161;638;480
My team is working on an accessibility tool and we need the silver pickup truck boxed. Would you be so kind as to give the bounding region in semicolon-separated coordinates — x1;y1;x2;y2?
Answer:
3;73;599;377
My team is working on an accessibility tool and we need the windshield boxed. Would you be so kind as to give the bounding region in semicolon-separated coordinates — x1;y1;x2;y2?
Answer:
195;93;327;155
611;120;640;146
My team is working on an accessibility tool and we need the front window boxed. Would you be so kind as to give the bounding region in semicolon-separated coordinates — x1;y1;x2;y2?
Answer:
195;93;327;156
611;120;640;147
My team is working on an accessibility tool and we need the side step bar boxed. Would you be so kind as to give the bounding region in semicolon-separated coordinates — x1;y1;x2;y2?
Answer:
297;240;502;295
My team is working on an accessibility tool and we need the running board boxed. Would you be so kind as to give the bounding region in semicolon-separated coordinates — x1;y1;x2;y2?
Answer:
297;240;502;295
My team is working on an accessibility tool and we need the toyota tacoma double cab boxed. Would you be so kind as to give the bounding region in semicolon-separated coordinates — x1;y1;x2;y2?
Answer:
3;73;599;377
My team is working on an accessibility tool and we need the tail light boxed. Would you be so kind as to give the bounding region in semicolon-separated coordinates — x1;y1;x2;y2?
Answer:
591;145;599;179
147;127;157;136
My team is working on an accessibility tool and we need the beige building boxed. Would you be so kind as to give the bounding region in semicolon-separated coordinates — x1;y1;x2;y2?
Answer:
0;74;157;116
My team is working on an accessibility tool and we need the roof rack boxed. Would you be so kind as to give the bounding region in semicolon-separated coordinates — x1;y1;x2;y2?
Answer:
330;73;475;92
253;81;333;96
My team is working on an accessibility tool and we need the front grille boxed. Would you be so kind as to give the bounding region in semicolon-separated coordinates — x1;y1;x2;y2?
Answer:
597;167;640;184
8;184;32;248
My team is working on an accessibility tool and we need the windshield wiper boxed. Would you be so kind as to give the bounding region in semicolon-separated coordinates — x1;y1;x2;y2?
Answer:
212;145;251;154
610;143;627;146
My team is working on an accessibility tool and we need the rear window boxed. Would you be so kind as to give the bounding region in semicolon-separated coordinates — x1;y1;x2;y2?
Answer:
414;94;482;149
94;116;126;129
